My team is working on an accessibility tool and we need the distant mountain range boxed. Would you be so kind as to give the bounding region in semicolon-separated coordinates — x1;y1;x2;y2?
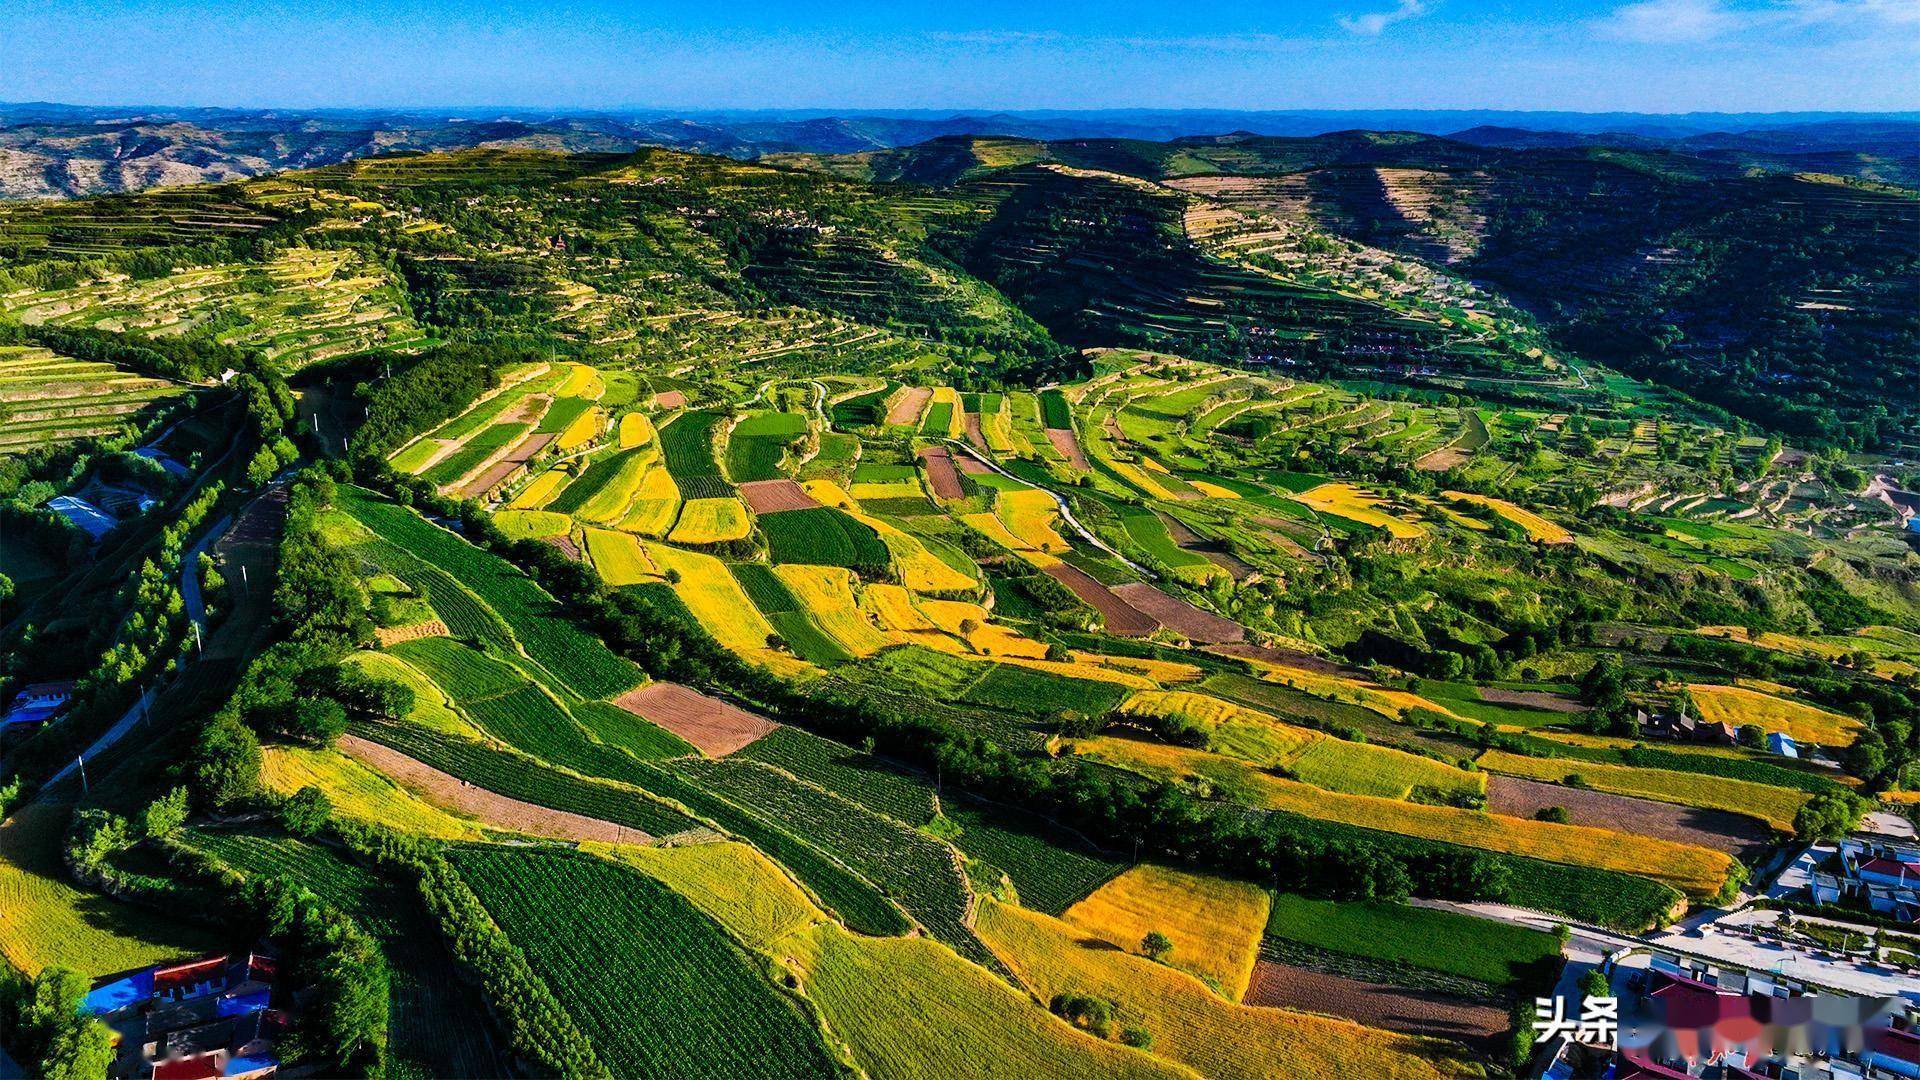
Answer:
1;102;1915;199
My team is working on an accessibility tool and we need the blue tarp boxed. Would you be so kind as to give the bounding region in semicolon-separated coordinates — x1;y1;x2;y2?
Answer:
222;1052;279;1077
216;989;271;1018
84;970;153;1015
46;496;116;540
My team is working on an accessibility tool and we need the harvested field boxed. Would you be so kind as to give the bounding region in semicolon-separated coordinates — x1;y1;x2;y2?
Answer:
614;682;778;756
1244;962;1509;1053
459;431;554;498
374;619;449;647
739;478;819;513
1484;775;1774;862
954;453;991;475
1043;564;1159;637
1111;583;1244;644
918;446;964;500
337;735;652;844
1047;427;1092;470
886;386;933;426
1689;683;1864;747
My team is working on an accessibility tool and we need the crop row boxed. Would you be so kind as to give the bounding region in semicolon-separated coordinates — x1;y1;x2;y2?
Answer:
451;846;840;1080
343;487;639;698
761;507;891;571
670;756;1000;971
350;719;699;838
660;410;725;478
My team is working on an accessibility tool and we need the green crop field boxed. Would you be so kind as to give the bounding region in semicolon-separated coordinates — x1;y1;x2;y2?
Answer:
452;846;841;1079
342;487;640;698
1264;893;1560;990
670;755;998;970
760;506;891;570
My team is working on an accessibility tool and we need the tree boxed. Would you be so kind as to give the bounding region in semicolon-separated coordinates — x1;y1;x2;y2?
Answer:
1580;966;1610;1000
187;713;263;810
139;786;191;841
287;697;349;746
1141;930;1173;963
282;786;333;838
1738;724;1767;751
1794;790;1865;841
1535;806;1570;824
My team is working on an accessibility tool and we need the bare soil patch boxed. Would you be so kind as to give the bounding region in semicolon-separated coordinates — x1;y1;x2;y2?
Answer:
953;453;991;475
1204;549;1257;581
461;431;555;497
652;390;687;409
1042;564;1159;637
1209;642;1355;677
1414;447;1470;472
338;734;653;843
614;682;779;756
1246;961;1509;1052
963;410;989;453
1111;583;1245;644
1046;428;1092;471
544;533;582;561
1486;775;1773;861
885;386;932;426
1479;688;1586;713
918;446;964;500
739;478;820;514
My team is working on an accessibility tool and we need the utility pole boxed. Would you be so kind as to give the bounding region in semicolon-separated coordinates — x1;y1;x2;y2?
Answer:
76;756;87;795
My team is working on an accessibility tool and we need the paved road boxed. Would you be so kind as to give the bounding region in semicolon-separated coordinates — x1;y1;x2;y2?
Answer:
45;502;239;790
943;438;1152;577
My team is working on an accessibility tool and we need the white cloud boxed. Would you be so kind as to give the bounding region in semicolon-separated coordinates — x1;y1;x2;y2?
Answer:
1597;0;1745;42
1594;0;1920;44
1336;0;1432;36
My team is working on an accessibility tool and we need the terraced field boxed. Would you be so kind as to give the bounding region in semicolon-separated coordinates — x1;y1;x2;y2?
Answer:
0;345;195;452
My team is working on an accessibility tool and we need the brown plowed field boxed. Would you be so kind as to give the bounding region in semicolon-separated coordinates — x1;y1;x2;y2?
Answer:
1042;564;1159;637
963;410;989;453
1204;549;1257;581
1111;583;1245;644
652;390;687;409
1046;428;1092;471
338;734;653;843
1209;642;1355;677
1479;688;1586;713
739;478;819;513
886;386;932;426
1486;775;1772;861
614;682;778;756
1245;961;1509;1051
918;446;965;500
953;452;991;475
461;431;555;497
544;533;582;561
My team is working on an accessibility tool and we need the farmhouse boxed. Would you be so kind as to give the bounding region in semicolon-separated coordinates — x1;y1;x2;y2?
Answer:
86;952;286;1080
1807;839;1920;923
1637;704;1735;746
1767;732;1800;759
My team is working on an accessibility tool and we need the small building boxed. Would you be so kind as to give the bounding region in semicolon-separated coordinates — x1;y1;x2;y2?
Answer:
1;680;74;735
47;495;118;540
1638;704;1735;746
1767;732;1799;759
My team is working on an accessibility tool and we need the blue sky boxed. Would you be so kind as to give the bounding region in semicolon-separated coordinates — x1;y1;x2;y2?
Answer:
3;0;1915;112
